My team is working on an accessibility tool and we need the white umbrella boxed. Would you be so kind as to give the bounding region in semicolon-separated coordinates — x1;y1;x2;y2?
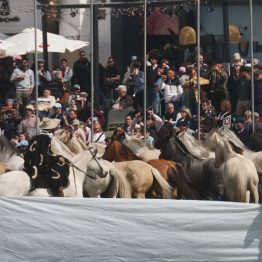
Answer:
0;39;23;57
5;27;89;55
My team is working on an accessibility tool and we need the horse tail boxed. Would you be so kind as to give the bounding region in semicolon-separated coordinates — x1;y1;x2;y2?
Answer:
151;167;172;199
234;169;247;203
224;159;250;202
168;162;200;200
110;168;132;198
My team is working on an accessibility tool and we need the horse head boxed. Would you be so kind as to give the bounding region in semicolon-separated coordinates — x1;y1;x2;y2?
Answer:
103;139;141;162
155;122;174;149
87;147;109;179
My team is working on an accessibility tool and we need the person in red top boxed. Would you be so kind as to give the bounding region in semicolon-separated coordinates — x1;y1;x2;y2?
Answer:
60;58;73;85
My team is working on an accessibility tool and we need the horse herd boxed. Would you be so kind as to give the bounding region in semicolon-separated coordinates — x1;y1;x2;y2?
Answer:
0;126;261;203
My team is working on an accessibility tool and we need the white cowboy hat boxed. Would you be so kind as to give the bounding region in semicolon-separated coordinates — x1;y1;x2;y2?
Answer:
39;117;60;130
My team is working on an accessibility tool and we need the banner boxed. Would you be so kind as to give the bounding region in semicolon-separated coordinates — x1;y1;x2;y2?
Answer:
0;198;261;261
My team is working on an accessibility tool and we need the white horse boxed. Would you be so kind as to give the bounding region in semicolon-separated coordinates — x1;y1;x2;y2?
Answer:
50;136;75;159
178;131;215;159
206;128;262;178
0;141;105;197
123;133;160;161
0;131;24;171
83;149;131;198
55;129;88;154
85;156;172;199
213;135;259;203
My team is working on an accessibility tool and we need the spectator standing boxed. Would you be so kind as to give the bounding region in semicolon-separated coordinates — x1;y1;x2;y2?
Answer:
33;59;51;97
194;54;209;79
182;68;198;116
209;63;229;113
236;66;251;116
160;68;183;109
146;55;161;115
125;61;144;112
59;58;73;84
227;61;241;113
103;56;120;99
10;58;34;104
72;50;91;94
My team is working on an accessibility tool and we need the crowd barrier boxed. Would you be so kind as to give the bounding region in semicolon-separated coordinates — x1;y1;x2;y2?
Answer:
0;198;261;261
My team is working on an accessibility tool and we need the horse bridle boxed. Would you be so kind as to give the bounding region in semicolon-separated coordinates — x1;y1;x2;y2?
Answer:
87;147;108;178
67;148;108;180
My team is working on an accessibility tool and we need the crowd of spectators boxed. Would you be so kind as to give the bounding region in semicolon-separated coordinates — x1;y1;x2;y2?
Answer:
0;49;262;155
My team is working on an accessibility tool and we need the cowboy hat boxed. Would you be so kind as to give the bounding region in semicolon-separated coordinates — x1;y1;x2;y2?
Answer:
26;104;35;111
39;117;60;130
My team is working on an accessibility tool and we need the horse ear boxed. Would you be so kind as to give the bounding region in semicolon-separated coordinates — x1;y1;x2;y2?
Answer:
125;132;131;141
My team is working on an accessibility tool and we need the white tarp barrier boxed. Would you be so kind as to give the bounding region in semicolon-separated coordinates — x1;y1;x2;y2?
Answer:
0;198;261;262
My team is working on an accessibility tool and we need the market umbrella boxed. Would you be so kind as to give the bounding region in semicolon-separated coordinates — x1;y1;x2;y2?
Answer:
5;27;89;55
0;39;22;57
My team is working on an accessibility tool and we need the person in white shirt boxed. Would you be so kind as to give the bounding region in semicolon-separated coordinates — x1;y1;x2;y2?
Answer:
37;88;56;119
10;58;34;104
160;68;183;109
85;119;106;144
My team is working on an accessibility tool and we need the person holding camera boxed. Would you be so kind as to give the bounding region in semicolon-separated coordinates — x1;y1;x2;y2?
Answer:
209;63;228;113
35;59;51;96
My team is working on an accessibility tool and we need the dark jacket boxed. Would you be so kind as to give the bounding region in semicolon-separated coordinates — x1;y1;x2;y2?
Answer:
254;79;262;104
146;65;160;89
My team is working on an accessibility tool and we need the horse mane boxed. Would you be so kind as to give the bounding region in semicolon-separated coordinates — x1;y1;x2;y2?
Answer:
51;137;75;159
178;131;212;160
123;136;153;156
229;140;244;155
172;137;198;158
0;134;17;160
103;139;141;162
120;142;142;161
218;128;248;150
55;129;87;154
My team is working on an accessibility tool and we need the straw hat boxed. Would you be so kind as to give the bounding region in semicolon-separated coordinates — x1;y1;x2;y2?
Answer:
26;104;35;111
39;117;60;130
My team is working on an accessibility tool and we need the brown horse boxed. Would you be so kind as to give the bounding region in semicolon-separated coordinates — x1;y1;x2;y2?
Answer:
102;139;141;162
147;159;200;200
102;139;199;199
